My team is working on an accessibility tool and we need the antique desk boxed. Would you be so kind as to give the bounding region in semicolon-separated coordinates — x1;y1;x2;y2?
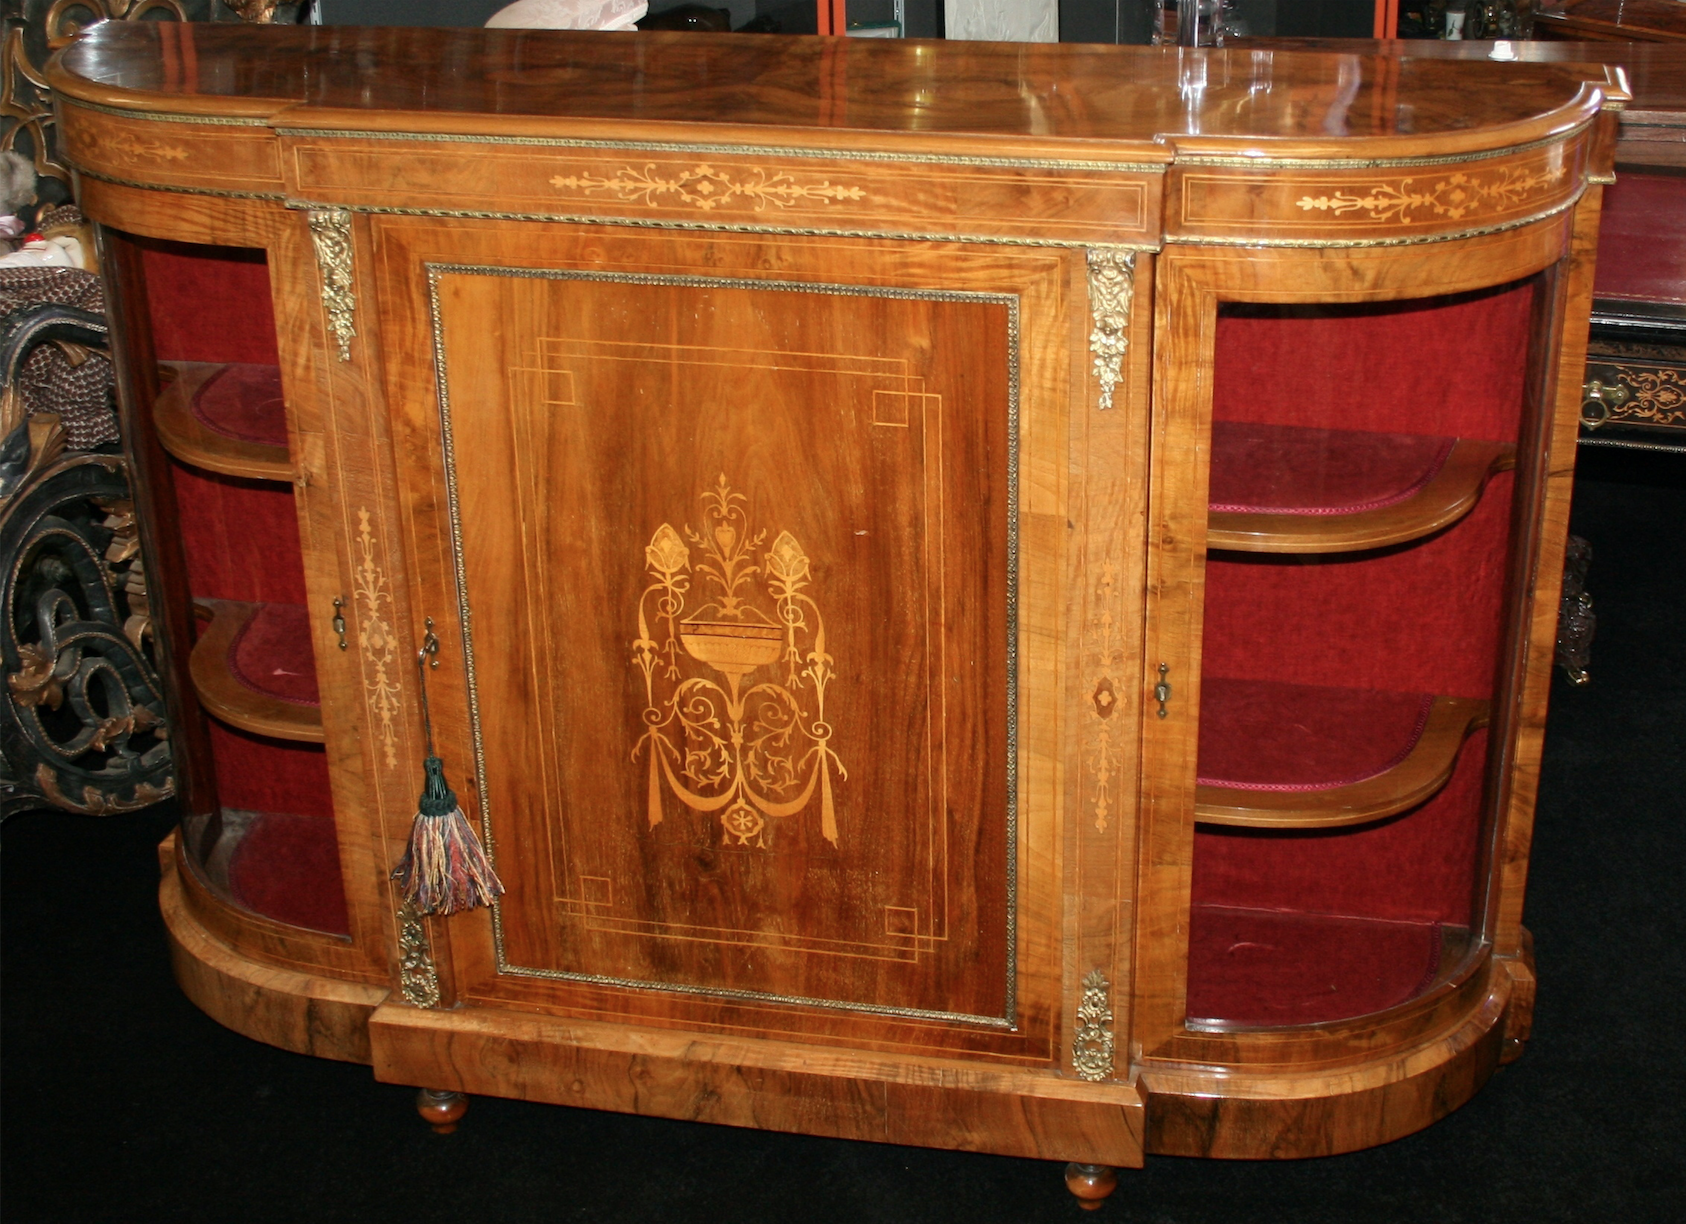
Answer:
48;25;1621;1206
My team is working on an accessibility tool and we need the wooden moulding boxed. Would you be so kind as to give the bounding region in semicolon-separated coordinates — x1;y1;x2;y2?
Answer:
153;361;291;482
190;599;324;743
1497;927;1537;1064
368;1003;1147;1168
160;844;384;1065
1194;695;1490;829
1141;967;1511;1159
1207;439;1517;554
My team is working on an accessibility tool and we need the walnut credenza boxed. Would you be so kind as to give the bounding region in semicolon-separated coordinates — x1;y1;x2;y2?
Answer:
49;24;1621;1206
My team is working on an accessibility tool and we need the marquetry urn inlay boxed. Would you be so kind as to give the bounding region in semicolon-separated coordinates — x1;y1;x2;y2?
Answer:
634;475;845;849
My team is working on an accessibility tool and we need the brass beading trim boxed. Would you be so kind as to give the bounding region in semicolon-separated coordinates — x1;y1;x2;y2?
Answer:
1172;119;1594;171
59;97;278;127
424;262;1022;1030
70;164;286;201
284;198;1159;252
276;125;1170;174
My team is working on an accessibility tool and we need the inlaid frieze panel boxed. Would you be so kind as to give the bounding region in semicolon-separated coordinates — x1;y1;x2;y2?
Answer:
282;135;1159;247
419;255;1019;1027
58;102;282;196
1166;139;1590;245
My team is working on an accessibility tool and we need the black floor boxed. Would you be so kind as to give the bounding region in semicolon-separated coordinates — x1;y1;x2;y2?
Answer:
5;449;1683;1224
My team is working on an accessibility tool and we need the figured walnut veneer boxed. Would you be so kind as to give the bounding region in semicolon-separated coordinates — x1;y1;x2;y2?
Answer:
53;24;1619;1180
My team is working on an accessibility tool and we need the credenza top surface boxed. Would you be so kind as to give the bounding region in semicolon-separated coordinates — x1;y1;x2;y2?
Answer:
1249;37;1686;118
52;23;1615;157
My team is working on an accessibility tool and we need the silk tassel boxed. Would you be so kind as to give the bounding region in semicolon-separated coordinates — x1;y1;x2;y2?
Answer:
392;647;504;917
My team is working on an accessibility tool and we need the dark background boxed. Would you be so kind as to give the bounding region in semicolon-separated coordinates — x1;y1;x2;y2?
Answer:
281;2;1383;48
4;448;1682;1220
1059;0;1377;45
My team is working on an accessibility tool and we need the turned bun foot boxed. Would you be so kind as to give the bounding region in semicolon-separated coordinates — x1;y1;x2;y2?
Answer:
415;1087;468;1134
1064;1163;1118;1210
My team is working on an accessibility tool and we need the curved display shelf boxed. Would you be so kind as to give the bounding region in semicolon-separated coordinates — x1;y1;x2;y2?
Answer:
1184;907;1474;1030
1194;677;1488;828
155;361;292;482
190;598;323;743
1207;421;1516;553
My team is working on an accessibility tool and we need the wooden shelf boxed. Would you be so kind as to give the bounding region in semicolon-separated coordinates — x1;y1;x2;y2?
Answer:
190;599;322;743
1194;680;1488;829
1207;422;1516;553
1185;909;1473;1030
155;361;291;482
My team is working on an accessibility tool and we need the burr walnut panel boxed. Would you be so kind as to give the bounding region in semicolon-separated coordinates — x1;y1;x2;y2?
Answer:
445;267;1014;1023
368;218;1075;1058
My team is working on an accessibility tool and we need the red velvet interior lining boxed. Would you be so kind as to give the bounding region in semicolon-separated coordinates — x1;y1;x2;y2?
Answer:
148;243;343;935
1189;287;1523;1022
190;363;288;447
1202;477;1514;699
1205;283;1532;703
229;603;319;707
1192;728;1487;927
206;722;333;817
137;238;281;366
1593;172;1686;306
1208;421;1453;515
1185;905;1441;1027
226;812;349;935
1198;677;1432;791
145;236;1527;1016
171;461;306;607
1212;280;1535;441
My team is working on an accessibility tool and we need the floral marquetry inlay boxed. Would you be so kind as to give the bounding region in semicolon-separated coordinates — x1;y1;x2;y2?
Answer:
632;475;845;849
352;509;402;770
1294;163;1569;224
551;163;865;212
71;125;187;167
1085;562;1125;835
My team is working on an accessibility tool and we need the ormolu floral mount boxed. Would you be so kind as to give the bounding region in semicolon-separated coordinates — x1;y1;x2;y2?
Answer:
391;626;504;916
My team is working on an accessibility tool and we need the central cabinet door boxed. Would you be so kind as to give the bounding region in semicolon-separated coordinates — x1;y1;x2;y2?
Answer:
375;218;1072;1060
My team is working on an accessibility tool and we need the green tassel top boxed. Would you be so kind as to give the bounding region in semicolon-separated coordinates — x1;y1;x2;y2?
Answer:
417;754;460;817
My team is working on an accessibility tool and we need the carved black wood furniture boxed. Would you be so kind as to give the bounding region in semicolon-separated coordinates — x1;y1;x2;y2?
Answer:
0;251;171;815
